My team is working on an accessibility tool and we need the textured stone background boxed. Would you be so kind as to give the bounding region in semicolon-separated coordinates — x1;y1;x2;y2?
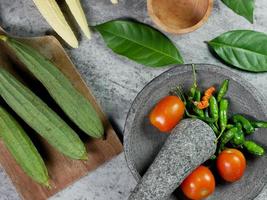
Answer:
0;0;267;199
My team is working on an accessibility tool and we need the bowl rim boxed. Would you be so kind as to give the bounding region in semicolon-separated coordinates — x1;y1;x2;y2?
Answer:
123;63;267;199
147;0;213;34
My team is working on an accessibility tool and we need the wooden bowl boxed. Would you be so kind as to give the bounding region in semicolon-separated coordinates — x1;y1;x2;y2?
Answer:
147;0;213;34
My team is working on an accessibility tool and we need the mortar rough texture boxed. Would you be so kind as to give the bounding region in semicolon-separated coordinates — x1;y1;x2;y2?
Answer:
0;0;267;200
128;119;216;200
124;64;267;200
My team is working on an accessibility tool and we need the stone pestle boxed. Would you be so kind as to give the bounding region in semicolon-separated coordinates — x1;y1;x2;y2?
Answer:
128;119;217;200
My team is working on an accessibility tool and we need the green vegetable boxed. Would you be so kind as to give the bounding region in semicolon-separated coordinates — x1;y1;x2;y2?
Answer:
226;124;234;129
209;96;219;122
0;68;87;160
243;140;265;156
250;120;267;128
232;124;245;146
32;0;78;48
219;127;238;150
219;99;229;133
185;110;216;124
217;79;229;102
208;30;267;72
95;20;184;67
188;64;197;100
193;90;204;118
0;106;49;186
205;109;219;136
222;0;254;23
0;36;104;138
232;114;255;134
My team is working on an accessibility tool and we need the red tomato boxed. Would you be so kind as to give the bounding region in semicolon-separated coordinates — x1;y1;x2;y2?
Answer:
181;165;215;200
149;96;185;132
216;148;246;182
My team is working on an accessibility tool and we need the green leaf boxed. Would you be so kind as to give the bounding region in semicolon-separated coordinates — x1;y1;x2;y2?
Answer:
208;30;267;72
95;20;183;67
222;0;254;23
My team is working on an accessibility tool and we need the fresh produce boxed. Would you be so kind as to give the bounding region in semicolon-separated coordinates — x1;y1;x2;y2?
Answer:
209;96;219;123
243;141;265;156
150;65;266;198
181;166;215;200
232;114;255;135
218;98;229;136
32;0;78;48
158;65;266;159
219;127;238;151
192;89;205;118
217;79;229;102
65;0;91;39
205;109;219;136
251;120;267;128
193;86;215;109
0;106;49;186
0;36;104;139
149;96;185;132
231;124;245;146
175;66;265;158
208;30;267;72
221;0;254;23
0;68;87;160
216;149;246;182
111;0;118;4
95;20;184;67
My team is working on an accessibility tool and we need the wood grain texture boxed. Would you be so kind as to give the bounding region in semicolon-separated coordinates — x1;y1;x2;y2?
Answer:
147;0;213;34
0;28;123;200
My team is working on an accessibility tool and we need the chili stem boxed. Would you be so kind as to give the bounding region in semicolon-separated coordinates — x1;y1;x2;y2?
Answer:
192;64;197;88
215;128;225;143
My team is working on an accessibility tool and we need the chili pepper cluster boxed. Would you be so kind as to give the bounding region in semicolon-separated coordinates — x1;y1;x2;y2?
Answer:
174;65;266;158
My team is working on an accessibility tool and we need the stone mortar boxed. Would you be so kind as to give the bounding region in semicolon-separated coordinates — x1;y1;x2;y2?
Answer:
124;64;267;200
128;119;216;200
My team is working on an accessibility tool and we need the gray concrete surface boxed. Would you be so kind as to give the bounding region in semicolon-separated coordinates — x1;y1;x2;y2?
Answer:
0;0;267;199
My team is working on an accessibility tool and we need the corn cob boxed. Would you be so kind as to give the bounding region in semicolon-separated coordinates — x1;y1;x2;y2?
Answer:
65;0;91;39
32;0;78;48
111;0;118;4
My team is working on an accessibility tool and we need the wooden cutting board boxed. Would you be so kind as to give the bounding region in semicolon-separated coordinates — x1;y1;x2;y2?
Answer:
0;28;123;200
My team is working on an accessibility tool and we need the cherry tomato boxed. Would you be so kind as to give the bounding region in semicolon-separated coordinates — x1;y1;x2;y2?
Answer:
149;96;185;132
216;148;246;182
181;165;215;200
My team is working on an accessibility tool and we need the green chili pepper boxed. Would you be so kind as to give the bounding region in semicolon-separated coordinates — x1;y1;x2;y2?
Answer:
188;64;197;101
209;96;219;122
210;155;217;160
226;124;234;129
235;122;242;130
193;89;205;117
219;127;238;150
189;87;196;101
194;89;201;101
204;109;209;118
250;120;267;128
193;107;205;118
219;99;228;132
231;124;245;146
185;110;216;123
205;109;219;135
217;79;229;102
243;140;265;156
232;114;255;135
